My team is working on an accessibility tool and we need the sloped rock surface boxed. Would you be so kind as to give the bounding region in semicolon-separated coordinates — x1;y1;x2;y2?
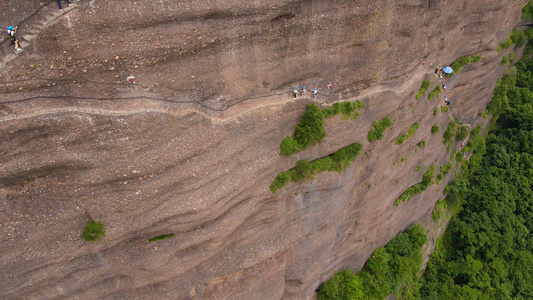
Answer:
0;0;524;299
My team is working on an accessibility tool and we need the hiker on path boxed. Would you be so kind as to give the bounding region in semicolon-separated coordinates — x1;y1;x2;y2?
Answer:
7;26;21;51
313;87;318;100
57;0;73;10
301;86;307;98
293;87;298;99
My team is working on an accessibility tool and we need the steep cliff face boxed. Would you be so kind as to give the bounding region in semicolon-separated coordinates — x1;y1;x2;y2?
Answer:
0;0;525;299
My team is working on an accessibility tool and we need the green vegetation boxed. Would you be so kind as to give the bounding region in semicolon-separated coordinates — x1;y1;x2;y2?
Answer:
433;107;439;116
280;104;326;156
497;28;527;51
415;80;432;99
431;125;440;134
395;122;420;144
367;117;393;142
394;165;435;206
81;220;106;242
317;224;427;300
440;106;449;112
435;162;453;184
450;149;458;162
431;199;447;221
523;0;533;19
442;120;458;145
321;100;366;120
414;165;422;172
271;143;363;193
148;233;175;243
406;38;533;300
417;141;426;148
427;85;442;100
455;125;469;141
501;52;518;65
393;155;408;166
448;55;482;75
280;102;365;156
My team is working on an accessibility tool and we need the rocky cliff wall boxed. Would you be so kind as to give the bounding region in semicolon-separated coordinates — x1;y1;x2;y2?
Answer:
0;0;525;299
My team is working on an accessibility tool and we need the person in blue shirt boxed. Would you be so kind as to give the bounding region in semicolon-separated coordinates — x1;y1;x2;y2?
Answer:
7;26;21;51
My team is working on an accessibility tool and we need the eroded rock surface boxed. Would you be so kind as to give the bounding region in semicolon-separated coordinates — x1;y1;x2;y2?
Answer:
0;1;525;299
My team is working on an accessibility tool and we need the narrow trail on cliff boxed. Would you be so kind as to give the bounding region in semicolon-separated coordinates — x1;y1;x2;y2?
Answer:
0;60;442;124
0;1;464;125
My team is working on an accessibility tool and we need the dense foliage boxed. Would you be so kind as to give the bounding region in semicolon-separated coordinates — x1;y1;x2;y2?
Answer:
410;41;533;300
368;117;393;142
281;101;365;156
448;55;482;75
442;120;458;145
395;123;420;144
427;85;441;100
415;80;432;99
431;125;440;135
523;0;533;20
271;143;363;192
280;103;326;155
81;220;106;242
317;224;427;300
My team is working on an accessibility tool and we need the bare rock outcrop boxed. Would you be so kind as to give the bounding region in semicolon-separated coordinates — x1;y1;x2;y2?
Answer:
0;0;524;299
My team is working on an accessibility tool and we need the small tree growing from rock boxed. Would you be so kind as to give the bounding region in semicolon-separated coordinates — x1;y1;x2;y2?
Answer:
82;220;106;242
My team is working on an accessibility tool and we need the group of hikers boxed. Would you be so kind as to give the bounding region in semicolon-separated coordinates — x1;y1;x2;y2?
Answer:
6;0;74;52
435;65;451;105
293;86;318;100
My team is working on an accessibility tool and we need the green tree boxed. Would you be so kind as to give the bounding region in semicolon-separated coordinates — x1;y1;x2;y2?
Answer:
82;220;106;242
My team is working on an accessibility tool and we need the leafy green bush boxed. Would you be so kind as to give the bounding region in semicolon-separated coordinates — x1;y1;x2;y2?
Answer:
446;55;482;75
498;28;527;51
395;165;435;205
414;165;422;172
317;224;427;300
440;106;449;112
291;160;313;182
455;125;469;141
293;103;326;149
148;234;175;243
271;143;363;193
82;220;106;242
281;102;365;156
440;162;453;175
431;199;447;221
417;141;426;148
280;137;301;156
501;56;509;65
368;117;393;142
433;107;439;116
442;120;458;144
415;80;432;99
431;125;440;134
395;122;419;144
270;171;292;193
470;125;481;137
322;100;365;120
523;0;533;19
428;85;442;100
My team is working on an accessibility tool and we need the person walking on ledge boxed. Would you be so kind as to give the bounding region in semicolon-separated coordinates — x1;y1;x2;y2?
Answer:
7;26;21;51
57;0;72;10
